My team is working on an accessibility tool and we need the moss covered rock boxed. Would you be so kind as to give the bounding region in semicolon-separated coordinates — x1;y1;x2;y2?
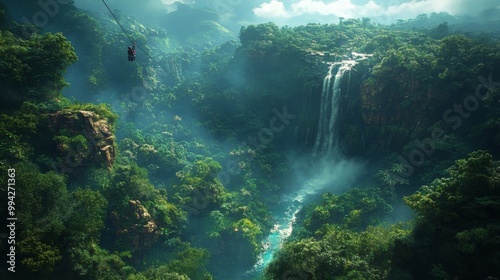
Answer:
48;110;116;171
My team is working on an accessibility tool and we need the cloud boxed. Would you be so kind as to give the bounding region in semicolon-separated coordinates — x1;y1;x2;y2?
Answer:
253;0;289;18
385;0;456;17
253;0;500;23
74;0;194;14
161;0;184;4
292;0;356;16
382;0;499;18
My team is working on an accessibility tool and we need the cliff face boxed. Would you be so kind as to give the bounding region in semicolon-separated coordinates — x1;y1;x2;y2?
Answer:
48;110;116;172
109;200;160;264
293;61;372;157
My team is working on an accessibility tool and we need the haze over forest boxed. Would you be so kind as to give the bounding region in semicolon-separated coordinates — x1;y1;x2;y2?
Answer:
0;0;499;280
72;0;500;25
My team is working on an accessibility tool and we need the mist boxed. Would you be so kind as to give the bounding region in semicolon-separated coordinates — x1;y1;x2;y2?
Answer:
290;156;367;195
80;0;499;26
71;0;500;36
253;0;500;25
74;0;171;21
245;155;367;277
2;0;500;279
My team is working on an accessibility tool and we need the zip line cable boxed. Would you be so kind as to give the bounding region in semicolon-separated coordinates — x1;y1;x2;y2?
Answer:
101;0;152;59
100;0;178;82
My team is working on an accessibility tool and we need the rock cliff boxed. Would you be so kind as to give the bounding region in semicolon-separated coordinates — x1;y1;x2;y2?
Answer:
109;200;159;263
48;110;116;171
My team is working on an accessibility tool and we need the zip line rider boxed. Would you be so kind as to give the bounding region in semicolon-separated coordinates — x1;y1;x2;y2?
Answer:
128;42;136;62
102;1;151;62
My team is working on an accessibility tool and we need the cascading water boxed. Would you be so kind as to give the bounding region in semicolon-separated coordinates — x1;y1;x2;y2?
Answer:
244;53;371;279
313;60;358;158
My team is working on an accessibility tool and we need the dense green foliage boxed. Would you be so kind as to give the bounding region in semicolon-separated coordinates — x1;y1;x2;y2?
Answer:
266;224;409;280
393;151;500;279
0;31;77;107
266;151;500;280
0;2;499;280
294;187;396;236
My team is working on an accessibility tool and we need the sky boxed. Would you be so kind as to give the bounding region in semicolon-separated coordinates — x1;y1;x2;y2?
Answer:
252;0;500;24
75;0;500;26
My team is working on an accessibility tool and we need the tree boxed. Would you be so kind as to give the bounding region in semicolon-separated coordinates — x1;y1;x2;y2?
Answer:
65;188;108;246
0;32;77;107
67;246;134;280
394;151;500;279
239;23;280;46
430;22;449;39
11;163;68;275
18;236;62;274
142;246;212;280
265;224;409;280
296;187;395;235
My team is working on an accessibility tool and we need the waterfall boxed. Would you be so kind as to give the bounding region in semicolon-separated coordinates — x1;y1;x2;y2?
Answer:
313;60;357;158
244;54;371;280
